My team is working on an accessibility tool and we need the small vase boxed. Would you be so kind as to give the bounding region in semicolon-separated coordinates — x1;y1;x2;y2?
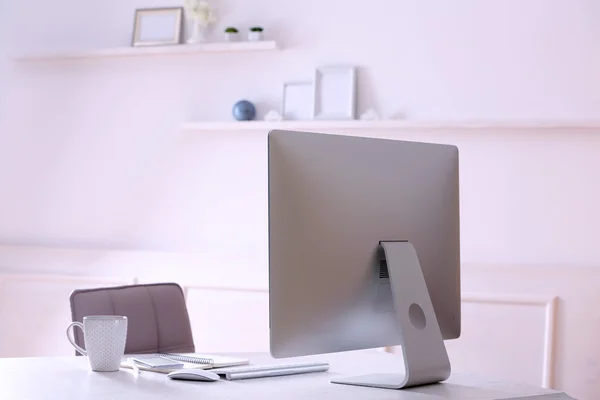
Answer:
225;32;238;42
248;31;263;41
187;21;206;44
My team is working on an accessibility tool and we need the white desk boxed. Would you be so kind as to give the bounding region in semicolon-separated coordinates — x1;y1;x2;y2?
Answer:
1;351;574;399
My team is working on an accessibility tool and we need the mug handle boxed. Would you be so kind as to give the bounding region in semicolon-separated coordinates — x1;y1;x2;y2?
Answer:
66;322;87;356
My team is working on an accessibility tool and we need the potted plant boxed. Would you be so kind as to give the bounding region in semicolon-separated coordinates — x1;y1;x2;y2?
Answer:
248;26;264;41
183;0;217;44
224;27;239;41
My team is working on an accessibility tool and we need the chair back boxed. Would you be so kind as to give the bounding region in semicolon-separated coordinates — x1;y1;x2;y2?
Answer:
69;282;195;355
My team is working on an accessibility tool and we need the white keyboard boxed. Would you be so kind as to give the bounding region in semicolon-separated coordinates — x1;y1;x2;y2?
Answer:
214;361;330;380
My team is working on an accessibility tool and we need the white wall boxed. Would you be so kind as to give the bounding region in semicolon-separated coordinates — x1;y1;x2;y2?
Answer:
0;1;12;134
2;2;600;264
2;4;600;399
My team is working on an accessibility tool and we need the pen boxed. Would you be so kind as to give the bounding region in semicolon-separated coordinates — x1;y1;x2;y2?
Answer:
129;358;141;375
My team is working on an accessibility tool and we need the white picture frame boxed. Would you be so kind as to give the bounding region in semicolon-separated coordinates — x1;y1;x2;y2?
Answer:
313;66;356;120
282;81;314;121
132;7;183;47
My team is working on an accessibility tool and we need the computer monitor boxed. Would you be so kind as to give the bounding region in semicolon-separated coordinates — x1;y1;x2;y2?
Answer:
267;130;461;390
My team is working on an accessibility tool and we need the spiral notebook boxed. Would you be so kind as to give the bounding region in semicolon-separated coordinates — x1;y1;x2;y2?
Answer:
121;353;249;374
158;353;249;368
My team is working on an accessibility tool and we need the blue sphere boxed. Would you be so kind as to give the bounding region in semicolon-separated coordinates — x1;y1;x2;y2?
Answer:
232;100;256;121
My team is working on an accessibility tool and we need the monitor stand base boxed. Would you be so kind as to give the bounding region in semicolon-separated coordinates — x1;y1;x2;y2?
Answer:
332;240;451;390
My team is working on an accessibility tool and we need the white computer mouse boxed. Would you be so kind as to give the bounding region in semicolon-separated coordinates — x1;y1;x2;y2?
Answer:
167;369;220;382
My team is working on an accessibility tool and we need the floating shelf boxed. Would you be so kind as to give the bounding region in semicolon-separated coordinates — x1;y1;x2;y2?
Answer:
181;120;600;133
12;40;279;62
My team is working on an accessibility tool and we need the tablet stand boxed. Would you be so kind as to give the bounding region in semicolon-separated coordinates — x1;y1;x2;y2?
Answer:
332;240;452;389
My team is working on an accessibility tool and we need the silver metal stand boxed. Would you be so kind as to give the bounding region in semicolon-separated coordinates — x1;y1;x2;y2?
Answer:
332;240;452;389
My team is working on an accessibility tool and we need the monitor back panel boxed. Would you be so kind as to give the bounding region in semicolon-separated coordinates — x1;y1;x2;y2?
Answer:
268;130;460;358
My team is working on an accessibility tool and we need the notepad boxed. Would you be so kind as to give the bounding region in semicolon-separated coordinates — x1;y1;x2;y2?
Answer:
121;353;250;374
158;353;250;369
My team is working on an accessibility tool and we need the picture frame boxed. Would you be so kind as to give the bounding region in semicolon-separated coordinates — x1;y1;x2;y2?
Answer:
313;66;357;120
282;81;314;121
132;7;183;47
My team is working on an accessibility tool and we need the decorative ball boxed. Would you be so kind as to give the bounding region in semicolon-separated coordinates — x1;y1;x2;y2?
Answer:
232;100;256;121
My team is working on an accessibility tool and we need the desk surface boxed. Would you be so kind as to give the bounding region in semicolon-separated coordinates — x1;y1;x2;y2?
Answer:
1;350;572;400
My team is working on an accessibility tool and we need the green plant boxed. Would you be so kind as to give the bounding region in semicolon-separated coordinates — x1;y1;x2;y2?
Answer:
249;26;263;32
225;27;238;33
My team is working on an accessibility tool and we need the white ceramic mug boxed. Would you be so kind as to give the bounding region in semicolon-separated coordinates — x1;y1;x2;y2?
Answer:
66;315;128;372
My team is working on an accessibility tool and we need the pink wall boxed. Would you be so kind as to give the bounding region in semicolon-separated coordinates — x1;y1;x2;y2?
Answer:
1;1;600;267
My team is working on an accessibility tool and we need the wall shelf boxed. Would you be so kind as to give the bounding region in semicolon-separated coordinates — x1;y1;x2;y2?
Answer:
12;40;279;62
181;119;600;133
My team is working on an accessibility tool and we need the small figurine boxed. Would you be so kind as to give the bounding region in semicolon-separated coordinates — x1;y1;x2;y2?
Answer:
360;108;380;121
264;110;283;122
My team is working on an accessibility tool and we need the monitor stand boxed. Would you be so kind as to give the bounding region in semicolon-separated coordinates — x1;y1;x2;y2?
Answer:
332;240;452;390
